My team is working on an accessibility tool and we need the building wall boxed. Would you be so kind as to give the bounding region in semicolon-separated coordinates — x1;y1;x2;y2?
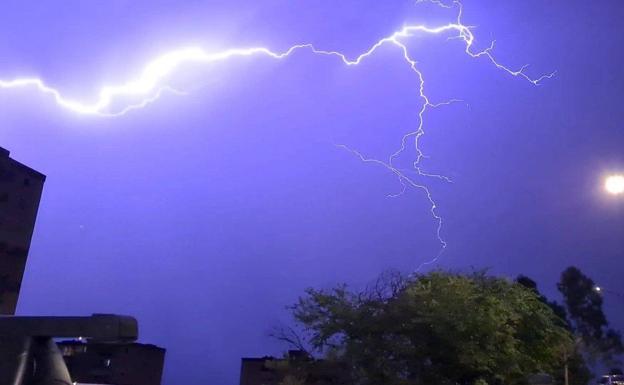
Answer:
240;351;343;385
0;147;45;314
240;357;283;385
59;341;166;385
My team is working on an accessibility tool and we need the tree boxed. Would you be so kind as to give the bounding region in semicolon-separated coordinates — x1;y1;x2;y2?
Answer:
284;271;573;385
515;275;591;385
558;266;623;365
516;275;569;328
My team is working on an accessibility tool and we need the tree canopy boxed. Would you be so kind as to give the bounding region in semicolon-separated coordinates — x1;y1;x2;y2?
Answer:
516;274;590;385
557;267;623;365
285;271;573;385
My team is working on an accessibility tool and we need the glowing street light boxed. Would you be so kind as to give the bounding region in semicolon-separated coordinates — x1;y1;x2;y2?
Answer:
605;174;624;195
593;285;624;301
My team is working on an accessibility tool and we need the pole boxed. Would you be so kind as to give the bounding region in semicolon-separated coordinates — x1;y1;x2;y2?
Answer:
562;349;569;385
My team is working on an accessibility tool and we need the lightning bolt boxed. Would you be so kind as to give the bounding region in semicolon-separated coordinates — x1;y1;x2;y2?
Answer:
0;0;552;268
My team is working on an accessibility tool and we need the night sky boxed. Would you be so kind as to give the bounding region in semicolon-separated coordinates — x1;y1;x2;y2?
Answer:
1;1;623;384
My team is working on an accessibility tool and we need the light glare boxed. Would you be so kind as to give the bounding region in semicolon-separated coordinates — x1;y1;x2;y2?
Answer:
605;175;624;195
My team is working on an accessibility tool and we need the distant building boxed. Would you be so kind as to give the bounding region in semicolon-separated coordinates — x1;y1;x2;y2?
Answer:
240;356;285;385
241;350;318;385
0;147;45;314
58;340;166;385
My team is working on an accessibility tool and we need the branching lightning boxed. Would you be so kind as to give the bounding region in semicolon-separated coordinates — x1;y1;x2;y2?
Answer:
0;0;552;268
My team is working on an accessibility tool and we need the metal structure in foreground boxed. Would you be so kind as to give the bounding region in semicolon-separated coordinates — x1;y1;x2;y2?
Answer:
0;314;138;385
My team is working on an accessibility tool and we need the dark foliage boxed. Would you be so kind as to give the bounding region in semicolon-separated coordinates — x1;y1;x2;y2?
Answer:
558;267;623;364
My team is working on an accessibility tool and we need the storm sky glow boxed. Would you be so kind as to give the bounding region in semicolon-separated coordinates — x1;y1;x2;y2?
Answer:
1;1;623;385
0;4;552;117
0;1;553;269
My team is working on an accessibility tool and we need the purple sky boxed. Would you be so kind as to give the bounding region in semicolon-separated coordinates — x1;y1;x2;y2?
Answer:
1;1;623;384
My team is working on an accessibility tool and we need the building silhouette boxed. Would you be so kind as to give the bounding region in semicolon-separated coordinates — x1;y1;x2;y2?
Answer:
240;356;284;385
0;147;45;314
0;147;166;385
59;340;166;385
241;351;352;385
241;351;321;385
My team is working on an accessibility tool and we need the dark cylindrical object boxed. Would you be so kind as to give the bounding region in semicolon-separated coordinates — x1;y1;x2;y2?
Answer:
29;337;72;385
